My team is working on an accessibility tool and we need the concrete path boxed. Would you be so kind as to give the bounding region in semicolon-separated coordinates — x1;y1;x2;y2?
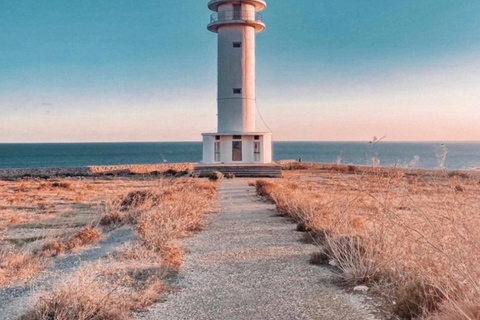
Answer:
136;179;378;320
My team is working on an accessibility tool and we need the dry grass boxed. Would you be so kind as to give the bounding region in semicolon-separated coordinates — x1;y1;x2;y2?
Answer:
0;175;175;287
0;249;45;287
256;166;480;319
23;178;217;319
21;262;166;320
42;226;101;256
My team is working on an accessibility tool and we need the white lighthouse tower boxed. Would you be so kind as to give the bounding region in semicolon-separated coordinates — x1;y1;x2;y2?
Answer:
201;0;272;165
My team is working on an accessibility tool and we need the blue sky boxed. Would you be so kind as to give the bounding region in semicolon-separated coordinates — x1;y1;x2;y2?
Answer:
1;0;479;142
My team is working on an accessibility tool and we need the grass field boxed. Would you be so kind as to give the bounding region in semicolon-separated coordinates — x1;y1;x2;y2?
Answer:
257;163;480;320
0;165;217;319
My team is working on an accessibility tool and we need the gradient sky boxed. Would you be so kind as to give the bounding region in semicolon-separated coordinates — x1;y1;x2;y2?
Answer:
1;0;479;142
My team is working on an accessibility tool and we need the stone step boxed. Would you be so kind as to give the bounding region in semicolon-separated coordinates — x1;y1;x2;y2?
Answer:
194;165;282;178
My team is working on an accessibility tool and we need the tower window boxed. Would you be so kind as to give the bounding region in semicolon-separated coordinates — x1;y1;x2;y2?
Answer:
233;135;242;140
233;88;242;94
233;4;241;19
233;42;242;48
254;135;260;140
215;135;220;140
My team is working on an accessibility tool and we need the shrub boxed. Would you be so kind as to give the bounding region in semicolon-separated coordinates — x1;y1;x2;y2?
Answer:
160;244;185;272
296;221;312;232
51;182;72;189
300;230;329;245
255;180;275;201
42;227;101;255
100;211;125;226
208;171;223;181
164;169;177;176
120;190;160;209
309;250;330;266
324;235;382;285
22;263;165;320
281;162;307;170
394;280;442;319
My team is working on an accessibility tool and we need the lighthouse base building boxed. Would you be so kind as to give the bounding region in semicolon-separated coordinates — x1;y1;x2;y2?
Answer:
202;132;272;164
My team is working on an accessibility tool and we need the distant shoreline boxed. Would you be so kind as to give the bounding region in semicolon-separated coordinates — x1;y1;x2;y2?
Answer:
0;163;196;179
0;161;477;180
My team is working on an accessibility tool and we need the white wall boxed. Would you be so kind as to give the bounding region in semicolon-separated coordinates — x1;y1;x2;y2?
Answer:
202;135;214;163
261;133;272;163
217;7;256;133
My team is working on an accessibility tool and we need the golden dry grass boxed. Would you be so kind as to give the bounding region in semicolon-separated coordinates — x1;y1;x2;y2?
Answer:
257;165;480;319
42;226;101;256
23;177;217;320
21;262;165;320
0;249;45;287
0;176;172;287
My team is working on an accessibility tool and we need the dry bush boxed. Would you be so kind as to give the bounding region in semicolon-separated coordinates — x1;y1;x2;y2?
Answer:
280;161;308;170
51;182;73;190
120;190;160;209
42;226;101;255
136;182;216;252
300;230;329;245
257;169;480;319
160;244;185;272
309;250;330;265
431;298;480;320
99;197;126;226
99;210;125;226
208;171;223;181
394;279;443;319
256;180;277;201
325;235;382;285
114;244;161;263
22;262;166;320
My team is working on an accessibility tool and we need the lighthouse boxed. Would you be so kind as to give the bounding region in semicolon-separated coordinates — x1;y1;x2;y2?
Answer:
201;0;272;165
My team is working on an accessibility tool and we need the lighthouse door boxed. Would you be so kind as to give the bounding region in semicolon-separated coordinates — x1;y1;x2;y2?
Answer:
232;141;242;161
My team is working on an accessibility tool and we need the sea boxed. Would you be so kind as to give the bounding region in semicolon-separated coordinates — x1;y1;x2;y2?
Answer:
0;142;479;170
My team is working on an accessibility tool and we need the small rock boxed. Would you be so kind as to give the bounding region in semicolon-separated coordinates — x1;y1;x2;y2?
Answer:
353;285;369;293
328;260;338;267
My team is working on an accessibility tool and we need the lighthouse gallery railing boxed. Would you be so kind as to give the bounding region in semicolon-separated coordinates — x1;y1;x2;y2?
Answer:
210;11;263;24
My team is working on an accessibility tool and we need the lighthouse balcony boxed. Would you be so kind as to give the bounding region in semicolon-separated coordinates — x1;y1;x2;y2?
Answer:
208;0;267;12
208;11;265;33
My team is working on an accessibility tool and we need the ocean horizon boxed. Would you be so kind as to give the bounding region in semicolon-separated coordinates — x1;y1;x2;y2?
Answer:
0;141;479;170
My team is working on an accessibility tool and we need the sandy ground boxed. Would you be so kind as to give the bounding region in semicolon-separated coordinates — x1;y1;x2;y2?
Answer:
135;179;378;320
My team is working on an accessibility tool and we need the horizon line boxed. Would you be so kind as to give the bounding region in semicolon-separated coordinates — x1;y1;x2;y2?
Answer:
1;140;479;144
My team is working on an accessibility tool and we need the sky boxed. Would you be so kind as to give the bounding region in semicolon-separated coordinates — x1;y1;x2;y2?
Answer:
0;0;479;142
